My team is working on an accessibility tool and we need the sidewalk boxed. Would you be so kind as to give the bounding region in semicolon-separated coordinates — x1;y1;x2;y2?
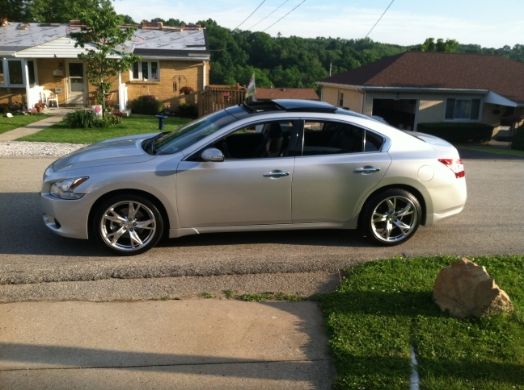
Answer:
0;299;333;389
0;111;65;142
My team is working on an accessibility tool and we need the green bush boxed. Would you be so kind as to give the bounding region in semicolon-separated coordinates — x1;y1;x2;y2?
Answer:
417;122;494;143
175;103;198;118
64;110;96;128
511;126;524;150
129;95;162;115
64;110;121;129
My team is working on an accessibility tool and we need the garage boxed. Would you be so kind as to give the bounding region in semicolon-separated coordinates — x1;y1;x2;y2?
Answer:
372;98;417;130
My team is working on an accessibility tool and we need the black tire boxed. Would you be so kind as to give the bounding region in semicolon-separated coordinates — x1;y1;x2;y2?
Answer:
360;188;421;246
91;193;164;255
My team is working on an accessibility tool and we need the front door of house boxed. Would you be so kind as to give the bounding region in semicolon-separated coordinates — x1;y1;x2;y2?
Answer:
67;62;86;105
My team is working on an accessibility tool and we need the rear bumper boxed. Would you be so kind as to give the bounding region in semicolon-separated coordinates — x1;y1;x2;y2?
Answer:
426;178;467;225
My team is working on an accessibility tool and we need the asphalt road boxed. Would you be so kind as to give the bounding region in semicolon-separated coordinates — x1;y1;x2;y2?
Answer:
1;150;523;285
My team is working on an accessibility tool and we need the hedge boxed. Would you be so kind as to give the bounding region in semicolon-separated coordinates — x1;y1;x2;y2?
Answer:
416;122;494;143
511;126;524;150
128;95;162;115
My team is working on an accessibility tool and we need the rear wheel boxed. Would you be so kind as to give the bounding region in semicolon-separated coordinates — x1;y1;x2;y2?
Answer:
92;194;164;255
361;188;421;245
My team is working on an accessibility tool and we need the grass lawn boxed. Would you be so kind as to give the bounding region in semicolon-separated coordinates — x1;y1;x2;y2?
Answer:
319;256;524;389
0;114;49;135
18;115;192;144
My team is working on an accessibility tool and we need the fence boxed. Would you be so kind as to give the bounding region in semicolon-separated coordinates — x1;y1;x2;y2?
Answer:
197;85;246;117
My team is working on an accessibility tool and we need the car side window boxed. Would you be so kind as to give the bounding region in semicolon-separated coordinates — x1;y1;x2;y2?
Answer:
209;120;301;160
302;120;383;155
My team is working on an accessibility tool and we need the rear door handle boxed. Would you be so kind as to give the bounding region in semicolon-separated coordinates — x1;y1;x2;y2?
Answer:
354;166;381;175
263;170;290;178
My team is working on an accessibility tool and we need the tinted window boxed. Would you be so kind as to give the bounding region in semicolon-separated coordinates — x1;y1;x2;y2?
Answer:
208;120;301;160
301;121;384;155
302;121;365;155
365;131;384;152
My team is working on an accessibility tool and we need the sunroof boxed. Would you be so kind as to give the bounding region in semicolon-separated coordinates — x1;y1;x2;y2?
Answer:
243;99;337;113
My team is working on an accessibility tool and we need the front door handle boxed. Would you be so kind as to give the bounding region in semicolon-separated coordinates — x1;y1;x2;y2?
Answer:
263;170;290;178
354;166;381;175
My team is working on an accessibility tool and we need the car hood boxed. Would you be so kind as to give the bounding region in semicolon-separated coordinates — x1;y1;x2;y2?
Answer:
51;133;157;172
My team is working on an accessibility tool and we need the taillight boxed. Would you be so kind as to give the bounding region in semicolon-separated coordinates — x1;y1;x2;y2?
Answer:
438;158;465;178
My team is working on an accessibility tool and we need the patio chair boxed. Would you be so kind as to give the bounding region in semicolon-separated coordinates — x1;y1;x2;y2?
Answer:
41;89;59;108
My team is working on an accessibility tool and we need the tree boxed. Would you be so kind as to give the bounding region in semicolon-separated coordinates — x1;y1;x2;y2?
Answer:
32;0;98;22
70;0;137;114
0;0;31;21
420;37;459;53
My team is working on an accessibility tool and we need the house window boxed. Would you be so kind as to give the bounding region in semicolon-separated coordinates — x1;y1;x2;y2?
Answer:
131;61;159;81
7;60;23;85
27;60;36;85
445;98;481;120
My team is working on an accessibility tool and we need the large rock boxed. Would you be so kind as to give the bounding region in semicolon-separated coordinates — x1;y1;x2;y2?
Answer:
433;258;513;318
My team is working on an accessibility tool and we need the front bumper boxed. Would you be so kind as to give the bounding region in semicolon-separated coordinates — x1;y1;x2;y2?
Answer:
41;193;91;239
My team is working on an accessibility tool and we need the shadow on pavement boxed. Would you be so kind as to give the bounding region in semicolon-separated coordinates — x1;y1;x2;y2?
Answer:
458;147;524;160
0;192;373;257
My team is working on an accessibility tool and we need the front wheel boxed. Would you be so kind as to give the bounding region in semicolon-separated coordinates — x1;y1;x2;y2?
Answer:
360;189;421;246
92;194;164;255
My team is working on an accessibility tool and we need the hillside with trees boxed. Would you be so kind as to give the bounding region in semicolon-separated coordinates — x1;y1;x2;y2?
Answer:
2;1;523;88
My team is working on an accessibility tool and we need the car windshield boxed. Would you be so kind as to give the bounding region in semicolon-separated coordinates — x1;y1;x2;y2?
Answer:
153;109;241;155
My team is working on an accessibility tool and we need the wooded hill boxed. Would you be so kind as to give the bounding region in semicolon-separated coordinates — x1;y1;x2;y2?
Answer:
196;19;524;88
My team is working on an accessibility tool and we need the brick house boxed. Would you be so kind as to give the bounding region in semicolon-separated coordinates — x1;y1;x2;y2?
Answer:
0;21;210;111
318;52;524;132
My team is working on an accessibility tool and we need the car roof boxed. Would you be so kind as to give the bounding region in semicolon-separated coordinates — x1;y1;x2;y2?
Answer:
224;99;374;123
243;99;337;113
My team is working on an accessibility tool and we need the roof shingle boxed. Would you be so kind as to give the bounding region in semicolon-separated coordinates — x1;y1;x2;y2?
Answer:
322;52;524;103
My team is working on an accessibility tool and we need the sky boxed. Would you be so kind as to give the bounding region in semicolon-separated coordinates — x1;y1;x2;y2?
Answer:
113;0;524;48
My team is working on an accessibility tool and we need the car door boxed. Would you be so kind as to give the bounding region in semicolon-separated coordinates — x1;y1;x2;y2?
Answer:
176;120;301;228
292;119;392;224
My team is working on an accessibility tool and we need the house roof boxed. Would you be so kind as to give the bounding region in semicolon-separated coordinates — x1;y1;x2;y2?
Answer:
256;88;319;101
0;22;209;59
321;52;524;104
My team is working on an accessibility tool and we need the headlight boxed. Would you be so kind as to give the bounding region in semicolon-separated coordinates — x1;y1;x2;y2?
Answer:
49;177;89;200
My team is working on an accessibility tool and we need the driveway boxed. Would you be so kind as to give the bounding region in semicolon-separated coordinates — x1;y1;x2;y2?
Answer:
1;151;523;284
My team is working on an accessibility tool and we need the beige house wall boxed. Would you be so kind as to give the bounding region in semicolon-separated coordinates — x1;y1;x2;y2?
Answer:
321;87;339;106
36;59;69;105
321;86;364;111
123;60;208;108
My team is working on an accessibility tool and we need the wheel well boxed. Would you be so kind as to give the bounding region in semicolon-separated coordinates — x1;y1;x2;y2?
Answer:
358;184;427;227
87;189;171;239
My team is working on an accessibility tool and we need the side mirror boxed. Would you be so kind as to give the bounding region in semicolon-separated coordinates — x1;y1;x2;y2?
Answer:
201;147;224;162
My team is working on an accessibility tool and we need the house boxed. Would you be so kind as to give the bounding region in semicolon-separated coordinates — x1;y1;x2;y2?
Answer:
255;87;319;101
318;52;524;132
0;20;210;111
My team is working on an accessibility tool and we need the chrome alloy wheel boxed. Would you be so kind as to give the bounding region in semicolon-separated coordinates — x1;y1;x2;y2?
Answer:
100;200;157;252
370;196;418;243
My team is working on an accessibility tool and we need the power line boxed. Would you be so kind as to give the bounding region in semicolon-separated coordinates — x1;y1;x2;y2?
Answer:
262;0;306;33
249;0;290;30
365;0;396;39
234;0;267;30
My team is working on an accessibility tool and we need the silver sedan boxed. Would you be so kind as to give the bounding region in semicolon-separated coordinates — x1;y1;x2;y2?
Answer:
41;100;467;255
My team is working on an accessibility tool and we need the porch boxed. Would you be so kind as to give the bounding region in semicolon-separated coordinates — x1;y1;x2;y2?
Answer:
0;58;128;112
